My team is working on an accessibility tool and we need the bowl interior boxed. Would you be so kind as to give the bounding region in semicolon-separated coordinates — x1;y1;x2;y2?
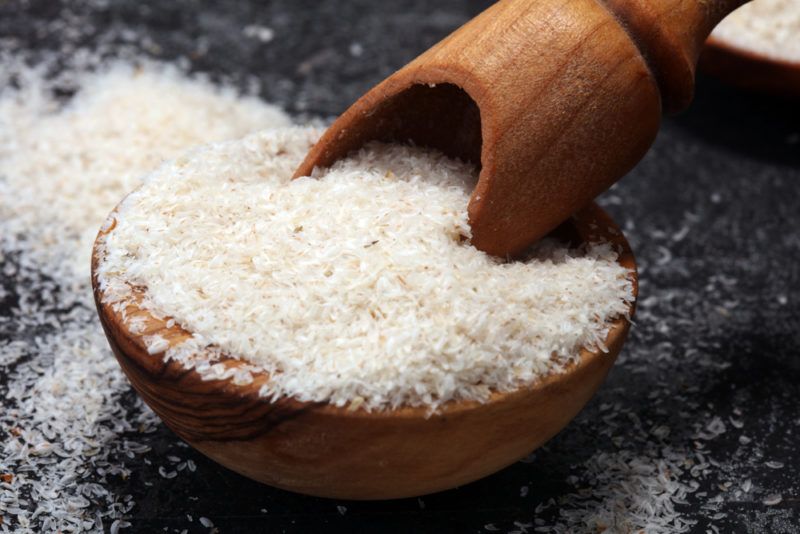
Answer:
92;201;637;419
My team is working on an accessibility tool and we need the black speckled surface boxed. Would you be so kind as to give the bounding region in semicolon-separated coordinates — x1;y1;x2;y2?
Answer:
1;1;799;532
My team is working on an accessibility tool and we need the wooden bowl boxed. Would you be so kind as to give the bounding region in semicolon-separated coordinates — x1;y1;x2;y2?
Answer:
91;202;637;500
700;35;800;97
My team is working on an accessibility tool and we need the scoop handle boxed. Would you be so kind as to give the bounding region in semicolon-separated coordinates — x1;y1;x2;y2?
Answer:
602;0;748;112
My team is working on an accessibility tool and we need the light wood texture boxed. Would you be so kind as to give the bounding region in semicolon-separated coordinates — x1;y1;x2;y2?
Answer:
294;0;747;258
700;36;800;97
92;203;637;500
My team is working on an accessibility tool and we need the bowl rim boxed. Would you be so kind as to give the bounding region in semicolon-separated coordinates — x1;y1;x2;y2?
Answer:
701;35;800;97
92;201;638;420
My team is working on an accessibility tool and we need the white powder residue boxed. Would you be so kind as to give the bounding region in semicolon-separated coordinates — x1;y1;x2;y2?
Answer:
243;25;275;43
95;130;635;411
0;58;290;532
0;59;290;277
711;0;800;62
539;439;702;533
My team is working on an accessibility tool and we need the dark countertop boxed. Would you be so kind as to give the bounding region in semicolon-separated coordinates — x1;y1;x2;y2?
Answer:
1;1;798;532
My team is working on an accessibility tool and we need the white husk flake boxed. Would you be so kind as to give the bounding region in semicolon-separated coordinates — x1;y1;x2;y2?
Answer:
95;130;635;411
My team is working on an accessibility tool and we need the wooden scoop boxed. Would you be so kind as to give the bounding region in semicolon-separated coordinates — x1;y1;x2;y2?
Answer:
294;0;747;257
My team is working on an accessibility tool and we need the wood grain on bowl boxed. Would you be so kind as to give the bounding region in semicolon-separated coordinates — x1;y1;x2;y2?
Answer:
92;203;637;500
